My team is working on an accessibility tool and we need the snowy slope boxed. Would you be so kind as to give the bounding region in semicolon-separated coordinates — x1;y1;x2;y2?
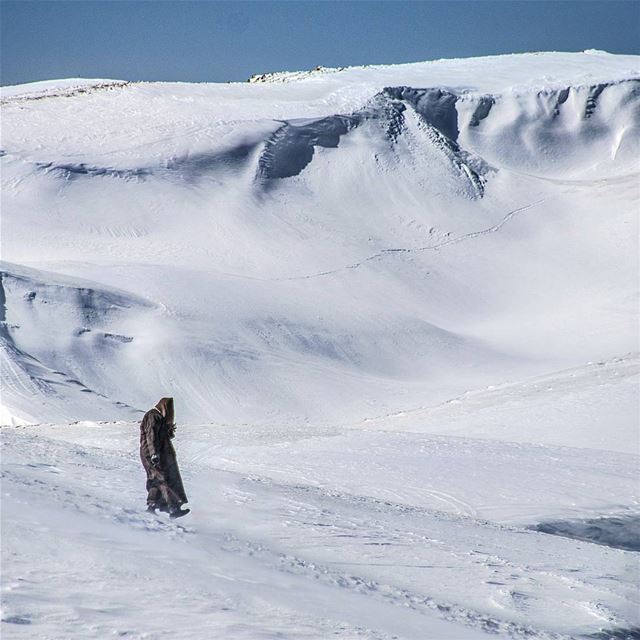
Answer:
2;382;638;639
1;51;639;425
1;52;639;640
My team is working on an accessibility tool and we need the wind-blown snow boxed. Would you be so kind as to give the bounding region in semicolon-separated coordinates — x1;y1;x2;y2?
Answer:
2;51;638;424
1;52;639;639
2;367;639;638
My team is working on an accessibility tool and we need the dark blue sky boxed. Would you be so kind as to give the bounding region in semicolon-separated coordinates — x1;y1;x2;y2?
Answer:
2;1;638;86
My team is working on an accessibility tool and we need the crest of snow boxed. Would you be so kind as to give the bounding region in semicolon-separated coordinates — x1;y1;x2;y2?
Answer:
1;51;638;426
1;52;639;640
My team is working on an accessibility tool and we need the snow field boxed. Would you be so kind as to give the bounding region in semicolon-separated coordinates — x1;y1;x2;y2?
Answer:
1;51;639;639
2;403;638;639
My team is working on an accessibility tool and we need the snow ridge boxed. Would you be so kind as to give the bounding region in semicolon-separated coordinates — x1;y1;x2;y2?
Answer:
1;50;639;640
1;52;638;427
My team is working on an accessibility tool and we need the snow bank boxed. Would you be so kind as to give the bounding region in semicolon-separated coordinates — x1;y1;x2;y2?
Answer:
1;52;638;426
1;49;639;640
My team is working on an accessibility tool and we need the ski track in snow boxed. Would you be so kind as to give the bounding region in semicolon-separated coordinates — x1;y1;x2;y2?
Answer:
181;197;546;283
270;198;547;282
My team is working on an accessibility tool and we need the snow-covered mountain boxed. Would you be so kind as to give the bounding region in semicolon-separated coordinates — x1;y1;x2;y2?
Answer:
2;51;638;426
2;52;639;640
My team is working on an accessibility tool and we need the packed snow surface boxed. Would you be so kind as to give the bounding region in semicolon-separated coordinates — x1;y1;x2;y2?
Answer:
2;370;639;639
1;52;639;639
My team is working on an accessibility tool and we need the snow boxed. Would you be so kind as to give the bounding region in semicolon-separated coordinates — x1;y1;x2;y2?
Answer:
1;51;639;638
2;391;638;638
0;79;127;103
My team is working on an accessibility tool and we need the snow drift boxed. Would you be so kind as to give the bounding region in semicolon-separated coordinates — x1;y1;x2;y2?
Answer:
2;51;639;640
1;51;638;424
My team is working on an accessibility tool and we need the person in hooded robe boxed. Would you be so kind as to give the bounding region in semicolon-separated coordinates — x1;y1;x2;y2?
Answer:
139;397;189;518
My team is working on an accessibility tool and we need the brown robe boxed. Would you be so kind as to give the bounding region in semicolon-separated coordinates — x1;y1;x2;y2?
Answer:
139;397;188;510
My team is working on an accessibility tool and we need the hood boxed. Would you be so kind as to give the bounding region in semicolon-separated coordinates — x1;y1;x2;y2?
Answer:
154;397;175;425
